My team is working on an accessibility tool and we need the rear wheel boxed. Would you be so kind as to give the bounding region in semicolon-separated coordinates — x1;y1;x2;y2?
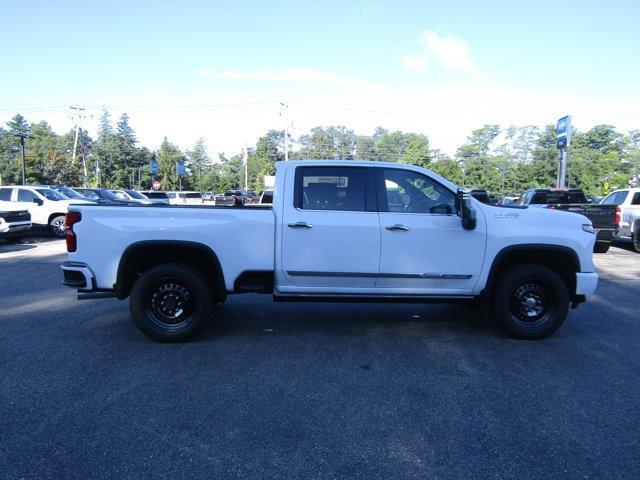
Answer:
633;234;640;254
49;215;66;237
490;264;569;340
593;242;610;254
130;263;214;342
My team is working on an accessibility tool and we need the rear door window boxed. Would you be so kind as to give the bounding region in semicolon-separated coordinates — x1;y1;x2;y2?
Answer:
296;167;367;212
0;188;12;201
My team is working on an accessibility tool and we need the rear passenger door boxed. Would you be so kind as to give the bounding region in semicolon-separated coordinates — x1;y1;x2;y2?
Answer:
279;166;380;291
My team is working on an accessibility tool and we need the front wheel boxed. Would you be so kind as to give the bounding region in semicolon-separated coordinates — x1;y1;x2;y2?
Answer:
49;215;66;237
130;263;214;342
490;264;569;340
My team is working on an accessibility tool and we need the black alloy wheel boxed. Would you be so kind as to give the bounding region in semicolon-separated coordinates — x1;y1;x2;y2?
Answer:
130;263;214;342
491;264;569;340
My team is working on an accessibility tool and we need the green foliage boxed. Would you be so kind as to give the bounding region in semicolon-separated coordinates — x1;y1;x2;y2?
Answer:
1;111;638;198
157;137;186;190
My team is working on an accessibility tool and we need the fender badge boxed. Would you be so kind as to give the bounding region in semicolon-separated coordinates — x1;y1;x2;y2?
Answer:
494;212;519;219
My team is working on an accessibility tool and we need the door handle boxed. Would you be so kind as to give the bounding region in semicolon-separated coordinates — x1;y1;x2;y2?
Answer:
288;221;313;228
385;224;410;231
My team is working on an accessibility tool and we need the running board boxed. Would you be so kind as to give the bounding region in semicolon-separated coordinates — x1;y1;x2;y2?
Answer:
273;293;476;304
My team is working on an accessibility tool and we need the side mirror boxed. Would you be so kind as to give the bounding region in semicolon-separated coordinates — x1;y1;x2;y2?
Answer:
33;197;44;206
455;189;477;230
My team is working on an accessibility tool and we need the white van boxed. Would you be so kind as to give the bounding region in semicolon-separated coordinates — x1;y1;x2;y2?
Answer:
166;191;203;205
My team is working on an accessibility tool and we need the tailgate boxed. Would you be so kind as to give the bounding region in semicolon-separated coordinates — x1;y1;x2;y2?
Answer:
555;204;617;229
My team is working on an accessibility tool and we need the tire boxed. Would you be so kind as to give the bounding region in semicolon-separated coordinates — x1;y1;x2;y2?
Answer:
633;234;640;254
593;242;610;254
49;215;66;237
490;264;569;340
129;263;214;342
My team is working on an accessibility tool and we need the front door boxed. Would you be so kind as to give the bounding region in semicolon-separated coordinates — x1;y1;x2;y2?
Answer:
375;167;486;296
279;165;380;292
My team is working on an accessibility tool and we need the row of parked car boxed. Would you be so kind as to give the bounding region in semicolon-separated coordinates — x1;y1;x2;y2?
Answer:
469;187;640;253
0;184;275;241
2;180;637;253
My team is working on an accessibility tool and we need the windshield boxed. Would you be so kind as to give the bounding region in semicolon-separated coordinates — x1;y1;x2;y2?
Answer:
55;186;84;199
95;190;122;200
185;193;202;199
35;188;67;201
125;190;147;199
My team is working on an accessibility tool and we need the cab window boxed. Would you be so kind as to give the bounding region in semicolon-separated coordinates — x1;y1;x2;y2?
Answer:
0;188;12;201
378;168;455;214
17;189;38;202
296;167;367;212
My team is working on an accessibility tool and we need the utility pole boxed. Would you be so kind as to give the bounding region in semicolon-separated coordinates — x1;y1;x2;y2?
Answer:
280;101;289;161
70;105;88;185
13;133;31;185
243;141;249;190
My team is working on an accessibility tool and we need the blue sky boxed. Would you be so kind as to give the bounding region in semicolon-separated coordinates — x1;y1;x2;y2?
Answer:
1;0;639;155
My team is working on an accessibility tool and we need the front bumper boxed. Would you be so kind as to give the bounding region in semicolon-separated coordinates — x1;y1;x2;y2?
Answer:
575;272;598;298
0;222;31;235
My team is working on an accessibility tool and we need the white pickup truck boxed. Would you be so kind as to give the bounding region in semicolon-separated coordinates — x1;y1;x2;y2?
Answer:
61;160;599;342
601;187;640;252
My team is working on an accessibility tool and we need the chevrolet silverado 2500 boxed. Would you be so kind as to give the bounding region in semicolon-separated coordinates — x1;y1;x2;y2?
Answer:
61;160;599;342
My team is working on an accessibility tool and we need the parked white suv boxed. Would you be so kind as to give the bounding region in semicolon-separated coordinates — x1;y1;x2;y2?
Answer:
601;187;640;252
0;186;90;237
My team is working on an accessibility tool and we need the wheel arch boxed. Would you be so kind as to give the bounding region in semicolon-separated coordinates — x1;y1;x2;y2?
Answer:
483;244;581;300
48;212;67;224
115;240;226;300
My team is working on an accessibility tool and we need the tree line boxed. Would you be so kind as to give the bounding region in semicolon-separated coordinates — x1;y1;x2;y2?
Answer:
1;109;638;196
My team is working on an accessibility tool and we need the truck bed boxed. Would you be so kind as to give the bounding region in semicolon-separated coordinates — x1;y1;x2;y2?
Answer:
68;203;275;291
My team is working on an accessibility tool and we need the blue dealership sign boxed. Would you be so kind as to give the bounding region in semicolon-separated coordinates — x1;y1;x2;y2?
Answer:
177;161;186;176
556;115;571;149
150;156;158;175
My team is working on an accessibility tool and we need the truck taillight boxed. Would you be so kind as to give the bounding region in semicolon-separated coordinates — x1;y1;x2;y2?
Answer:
65;212;82;252
615;206;621;226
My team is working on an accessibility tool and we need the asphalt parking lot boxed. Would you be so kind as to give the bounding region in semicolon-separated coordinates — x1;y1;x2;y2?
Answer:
1;237;639;479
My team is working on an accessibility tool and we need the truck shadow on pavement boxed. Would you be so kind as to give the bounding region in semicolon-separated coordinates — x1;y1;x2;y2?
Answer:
0;241;38;253
196;296;502;343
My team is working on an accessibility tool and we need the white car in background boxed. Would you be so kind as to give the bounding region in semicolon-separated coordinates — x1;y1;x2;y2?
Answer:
0;185;91;237
166;191;203;205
